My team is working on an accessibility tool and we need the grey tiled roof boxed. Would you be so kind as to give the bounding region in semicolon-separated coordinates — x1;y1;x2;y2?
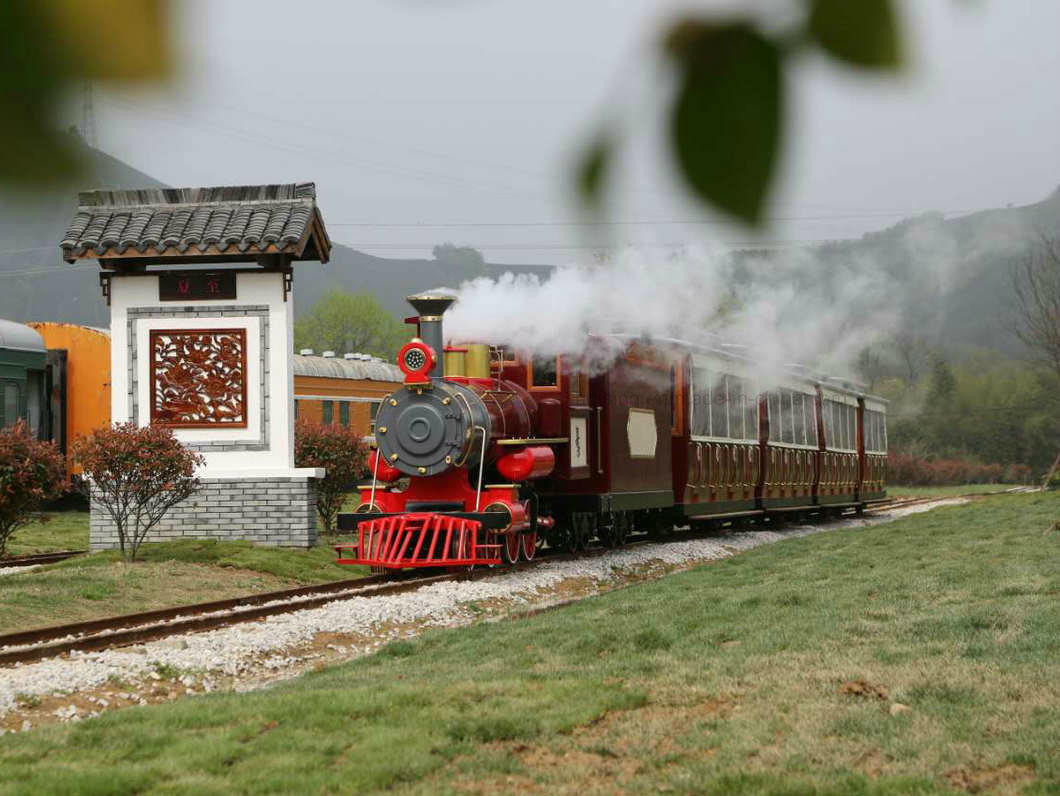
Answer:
60;183;330;264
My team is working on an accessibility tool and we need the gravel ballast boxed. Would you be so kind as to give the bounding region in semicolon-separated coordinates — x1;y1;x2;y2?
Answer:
0;500;963;723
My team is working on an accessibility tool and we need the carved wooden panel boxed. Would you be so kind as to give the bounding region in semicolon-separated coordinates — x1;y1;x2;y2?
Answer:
150;329;248;428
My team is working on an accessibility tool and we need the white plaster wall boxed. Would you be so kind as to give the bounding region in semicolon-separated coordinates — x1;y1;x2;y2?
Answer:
109;271;318;478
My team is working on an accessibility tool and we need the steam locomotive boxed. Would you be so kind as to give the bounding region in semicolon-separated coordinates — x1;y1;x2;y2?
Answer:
334;292;887;570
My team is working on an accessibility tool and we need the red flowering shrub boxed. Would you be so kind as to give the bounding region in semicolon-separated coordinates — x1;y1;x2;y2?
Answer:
0;420;66;558
294;420;369;537
887;450;1032;486
73;423;204;561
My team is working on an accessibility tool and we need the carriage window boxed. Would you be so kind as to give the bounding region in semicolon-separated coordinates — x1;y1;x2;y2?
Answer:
339;401;350;427
768;392;779;441
530;356;558;388
726;375;745;440
822;400;833;447
1;382;19;428
807;396;818;446
569;366;587;400
711;374;728;438
692;366;711;436
775;391;788;443
322;400;334;425
745;386;758;441
294;399;299;421
864;409;887;453
792;392;806;445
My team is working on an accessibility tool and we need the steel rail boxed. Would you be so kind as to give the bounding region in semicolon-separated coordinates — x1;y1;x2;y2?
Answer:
0;571;459;667
0;495;926;668
0;550;87;568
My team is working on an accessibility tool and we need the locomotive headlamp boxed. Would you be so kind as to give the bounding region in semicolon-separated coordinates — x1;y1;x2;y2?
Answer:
397;340;435;384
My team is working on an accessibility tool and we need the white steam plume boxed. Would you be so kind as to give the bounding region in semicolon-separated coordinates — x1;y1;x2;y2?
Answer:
442;212;1033;387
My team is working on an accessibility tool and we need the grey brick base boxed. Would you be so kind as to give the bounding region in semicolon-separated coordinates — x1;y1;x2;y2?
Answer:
90;477;318;550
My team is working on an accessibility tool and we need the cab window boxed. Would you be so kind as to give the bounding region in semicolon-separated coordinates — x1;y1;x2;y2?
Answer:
530;356;558;388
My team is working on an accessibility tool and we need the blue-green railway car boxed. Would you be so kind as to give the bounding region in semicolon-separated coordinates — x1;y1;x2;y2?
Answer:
0;319;49;438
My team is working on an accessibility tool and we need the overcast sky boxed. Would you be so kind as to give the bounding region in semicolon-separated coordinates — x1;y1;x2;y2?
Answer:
93;0;1060;265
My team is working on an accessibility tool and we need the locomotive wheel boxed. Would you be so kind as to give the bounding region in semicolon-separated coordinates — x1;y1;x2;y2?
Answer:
571;512;594;553
500;532;520;565
520;529;538;561
448;531;475;572
646;518;670;539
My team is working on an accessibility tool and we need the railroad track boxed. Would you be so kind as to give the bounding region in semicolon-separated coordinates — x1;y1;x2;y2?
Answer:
0;569;466;667
0;495;948;668
0;550;86;569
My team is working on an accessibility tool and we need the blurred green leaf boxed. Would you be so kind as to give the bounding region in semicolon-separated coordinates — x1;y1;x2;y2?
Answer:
0;0;170;187
809;0;902;69
576;134;612;208
46;0;172;81
666;22;782;224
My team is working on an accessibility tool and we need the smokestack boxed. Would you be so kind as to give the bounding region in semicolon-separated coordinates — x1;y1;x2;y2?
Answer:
406;291;456;379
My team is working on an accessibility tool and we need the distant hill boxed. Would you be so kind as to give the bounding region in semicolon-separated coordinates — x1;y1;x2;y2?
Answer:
733;190;1060;357
0;140;1055;359
0;138;551;327
0;137;168;327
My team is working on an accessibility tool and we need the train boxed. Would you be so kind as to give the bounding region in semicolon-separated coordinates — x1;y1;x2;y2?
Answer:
335;292;888;569
0;319;402;471
293;351;402;434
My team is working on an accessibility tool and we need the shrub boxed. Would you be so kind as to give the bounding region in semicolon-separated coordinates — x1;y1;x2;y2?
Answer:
886;449;1033;487
73;423;204;561
0;420;66;557
294;420;369;537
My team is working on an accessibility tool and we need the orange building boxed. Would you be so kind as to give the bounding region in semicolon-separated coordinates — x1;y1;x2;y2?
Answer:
27;322;111;468
293;352;402;435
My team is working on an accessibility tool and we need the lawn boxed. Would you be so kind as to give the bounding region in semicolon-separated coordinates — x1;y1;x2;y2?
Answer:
1;533;367;633
5;512;90;556
0;492;1056;794
886;483;1019;499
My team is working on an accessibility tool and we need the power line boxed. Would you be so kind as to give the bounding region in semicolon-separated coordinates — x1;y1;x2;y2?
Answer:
344;239;840;252
327;209;979;228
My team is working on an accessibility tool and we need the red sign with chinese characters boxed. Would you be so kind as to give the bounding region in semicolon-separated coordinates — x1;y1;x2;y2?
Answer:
159;272;237;301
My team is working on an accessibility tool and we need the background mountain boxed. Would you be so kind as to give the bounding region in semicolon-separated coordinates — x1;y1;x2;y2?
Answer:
0;140;1055;360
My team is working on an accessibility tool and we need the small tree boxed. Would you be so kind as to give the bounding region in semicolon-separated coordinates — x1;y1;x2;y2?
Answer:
294;420;369;538
293;290;406;360
73;423;204;561
0;420;66;558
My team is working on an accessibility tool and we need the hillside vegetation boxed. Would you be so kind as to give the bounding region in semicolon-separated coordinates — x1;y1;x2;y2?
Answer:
1;493;1056;794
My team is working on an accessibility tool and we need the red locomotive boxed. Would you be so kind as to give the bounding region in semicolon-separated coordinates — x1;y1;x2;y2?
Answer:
334;292;887;570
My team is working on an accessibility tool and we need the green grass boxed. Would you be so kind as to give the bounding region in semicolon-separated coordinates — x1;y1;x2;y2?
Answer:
5;512;90;556
886;483;1018;498
0;537;367;632
2;493;1058;794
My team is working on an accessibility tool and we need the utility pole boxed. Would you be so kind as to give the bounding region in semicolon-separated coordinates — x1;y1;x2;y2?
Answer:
79;82;97;148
